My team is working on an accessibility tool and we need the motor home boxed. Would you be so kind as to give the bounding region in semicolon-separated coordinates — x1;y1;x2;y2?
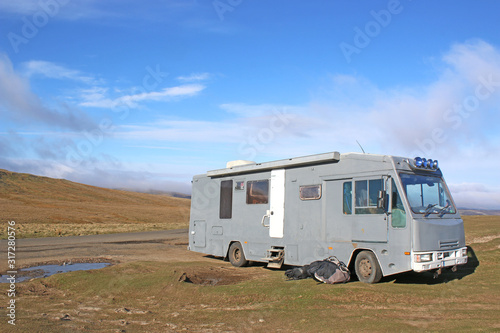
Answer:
188;152;468;283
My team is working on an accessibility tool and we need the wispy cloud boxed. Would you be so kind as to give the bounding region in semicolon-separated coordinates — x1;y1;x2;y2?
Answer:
0;154;192;194
21;60;102;85
284;39;500;159
0;54;96;131
177;72;212;82
220;103;306;117
449;183;500;210
0;0;205;23
116;119;242;143
79;84;206;108
0;0;110;21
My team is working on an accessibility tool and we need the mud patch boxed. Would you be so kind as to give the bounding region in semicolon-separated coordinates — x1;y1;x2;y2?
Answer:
177;266;256;286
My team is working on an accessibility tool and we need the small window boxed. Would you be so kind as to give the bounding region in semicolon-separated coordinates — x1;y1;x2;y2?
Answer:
219;180;233;219
343;182;352;214
300;185;322;200
246;180;269;204
355;179;384;214
391;179;406;228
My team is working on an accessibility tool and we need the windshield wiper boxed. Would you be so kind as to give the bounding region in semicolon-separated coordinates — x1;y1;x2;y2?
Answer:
424;204;437;217
438;207;449;217
438;201;452;217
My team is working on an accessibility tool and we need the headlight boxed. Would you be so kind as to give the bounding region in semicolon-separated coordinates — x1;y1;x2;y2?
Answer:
415;253;433;262
415;157;423;167
461;248;467;257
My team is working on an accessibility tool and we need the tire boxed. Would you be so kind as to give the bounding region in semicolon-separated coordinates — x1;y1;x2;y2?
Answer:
228;242;249;267
355;251;383;284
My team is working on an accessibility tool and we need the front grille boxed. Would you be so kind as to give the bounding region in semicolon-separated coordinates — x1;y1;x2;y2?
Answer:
439;240;459;249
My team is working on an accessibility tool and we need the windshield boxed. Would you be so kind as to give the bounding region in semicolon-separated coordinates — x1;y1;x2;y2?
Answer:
399;173;456;216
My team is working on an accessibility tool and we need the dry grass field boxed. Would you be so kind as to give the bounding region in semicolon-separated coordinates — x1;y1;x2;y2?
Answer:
0;169;190;238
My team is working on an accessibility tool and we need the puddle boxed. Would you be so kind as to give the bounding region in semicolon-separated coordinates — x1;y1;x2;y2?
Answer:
0;262;111;283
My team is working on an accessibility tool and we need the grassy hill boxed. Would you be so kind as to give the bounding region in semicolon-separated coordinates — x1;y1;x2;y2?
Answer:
0;169;190;238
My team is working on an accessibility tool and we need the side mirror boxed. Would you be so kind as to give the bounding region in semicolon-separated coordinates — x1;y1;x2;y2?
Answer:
377;190;387;210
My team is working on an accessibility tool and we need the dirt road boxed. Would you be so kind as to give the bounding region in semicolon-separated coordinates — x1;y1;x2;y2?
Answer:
0;229;205;272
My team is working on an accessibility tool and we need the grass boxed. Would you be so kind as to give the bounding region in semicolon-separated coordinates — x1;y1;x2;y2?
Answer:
0;215;499;332
0;169;190;238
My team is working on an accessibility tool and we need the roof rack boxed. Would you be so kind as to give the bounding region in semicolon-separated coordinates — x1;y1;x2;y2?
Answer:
207;151;341;177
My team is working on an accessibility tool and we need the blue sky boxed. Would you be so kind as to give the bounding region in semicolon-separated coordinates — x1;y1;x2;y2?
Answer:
1;0;499;209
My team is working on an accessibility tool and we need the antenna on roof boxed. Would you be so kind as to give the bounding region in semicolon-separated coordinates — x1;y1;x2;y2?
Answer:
356;140;366;154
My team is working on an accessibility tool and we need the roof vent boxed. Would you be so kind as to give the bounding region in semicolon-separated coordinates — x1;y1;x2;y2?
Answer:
226;160;256;168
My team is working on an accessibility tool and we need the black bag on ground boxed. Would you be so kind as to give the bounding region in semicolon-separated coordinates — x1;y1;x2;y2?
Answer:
285;256;350;284
308;256;350;284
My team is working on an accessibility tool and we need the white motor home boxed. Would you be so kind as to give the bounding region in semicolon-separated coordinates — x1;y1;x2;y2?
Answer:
188;152;468;283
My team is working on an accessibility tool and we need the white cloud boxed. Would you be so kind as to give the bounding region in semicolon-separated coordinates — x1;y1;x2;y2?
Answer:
0;155;191;194
0;1;42;15
80;84;205;108
21;60;101;85
0;0;204;22
177;72;211;82
116;119;242;143
0;53;95;130
448;183;500;210
67;166;192;194
220;103;306;117
0;0;108;21
288;40;500;160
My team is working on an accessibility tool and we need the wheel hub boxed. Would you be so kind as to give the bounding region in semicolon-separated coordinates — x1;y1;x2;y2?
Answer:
233;249;241;261
359;258;372;277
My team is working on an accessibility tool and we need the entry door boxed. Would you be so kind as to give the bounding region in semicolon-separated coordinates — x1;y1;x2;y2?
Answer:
269;169;285;238
192;220;206;248
351;177;388;243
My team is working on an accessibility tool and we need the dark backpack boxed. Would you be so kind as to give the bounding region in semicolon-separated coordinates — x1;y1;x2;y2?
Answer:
285;256;350;284
308;256;351;284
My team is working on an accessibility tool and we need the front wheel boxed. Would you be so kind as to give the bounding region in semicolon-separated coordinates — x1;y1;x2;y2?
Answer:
355;251;382;284
228;242;249;267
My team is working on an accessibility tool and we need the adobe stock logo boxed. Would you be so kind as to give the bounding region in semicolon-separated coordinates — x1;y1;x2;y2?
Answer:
237;109;296;161
339;0;404;64
7;0;69;54
213;0;243;21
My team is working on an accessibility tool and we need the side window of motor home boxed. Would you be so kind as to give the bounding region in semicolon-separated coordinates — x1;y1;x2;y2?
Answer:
355;179;384;214
391;179;406;228
246;180;269;204
300;185;322;200
343;182;352;214
219;180;233;219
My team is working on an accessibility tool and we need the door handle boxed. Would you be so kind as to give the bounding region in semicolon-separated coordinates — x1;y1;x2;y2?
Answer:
261;210;271;228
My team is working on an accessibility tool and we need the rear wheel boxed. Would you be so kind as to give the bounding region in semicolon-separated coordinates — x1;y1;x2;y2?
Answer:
228;242;248;267
355;251;382;284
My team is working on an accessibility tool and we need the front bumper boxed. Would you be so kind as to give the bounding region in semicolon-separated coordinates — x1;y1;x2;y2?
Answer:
412;247;468;272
